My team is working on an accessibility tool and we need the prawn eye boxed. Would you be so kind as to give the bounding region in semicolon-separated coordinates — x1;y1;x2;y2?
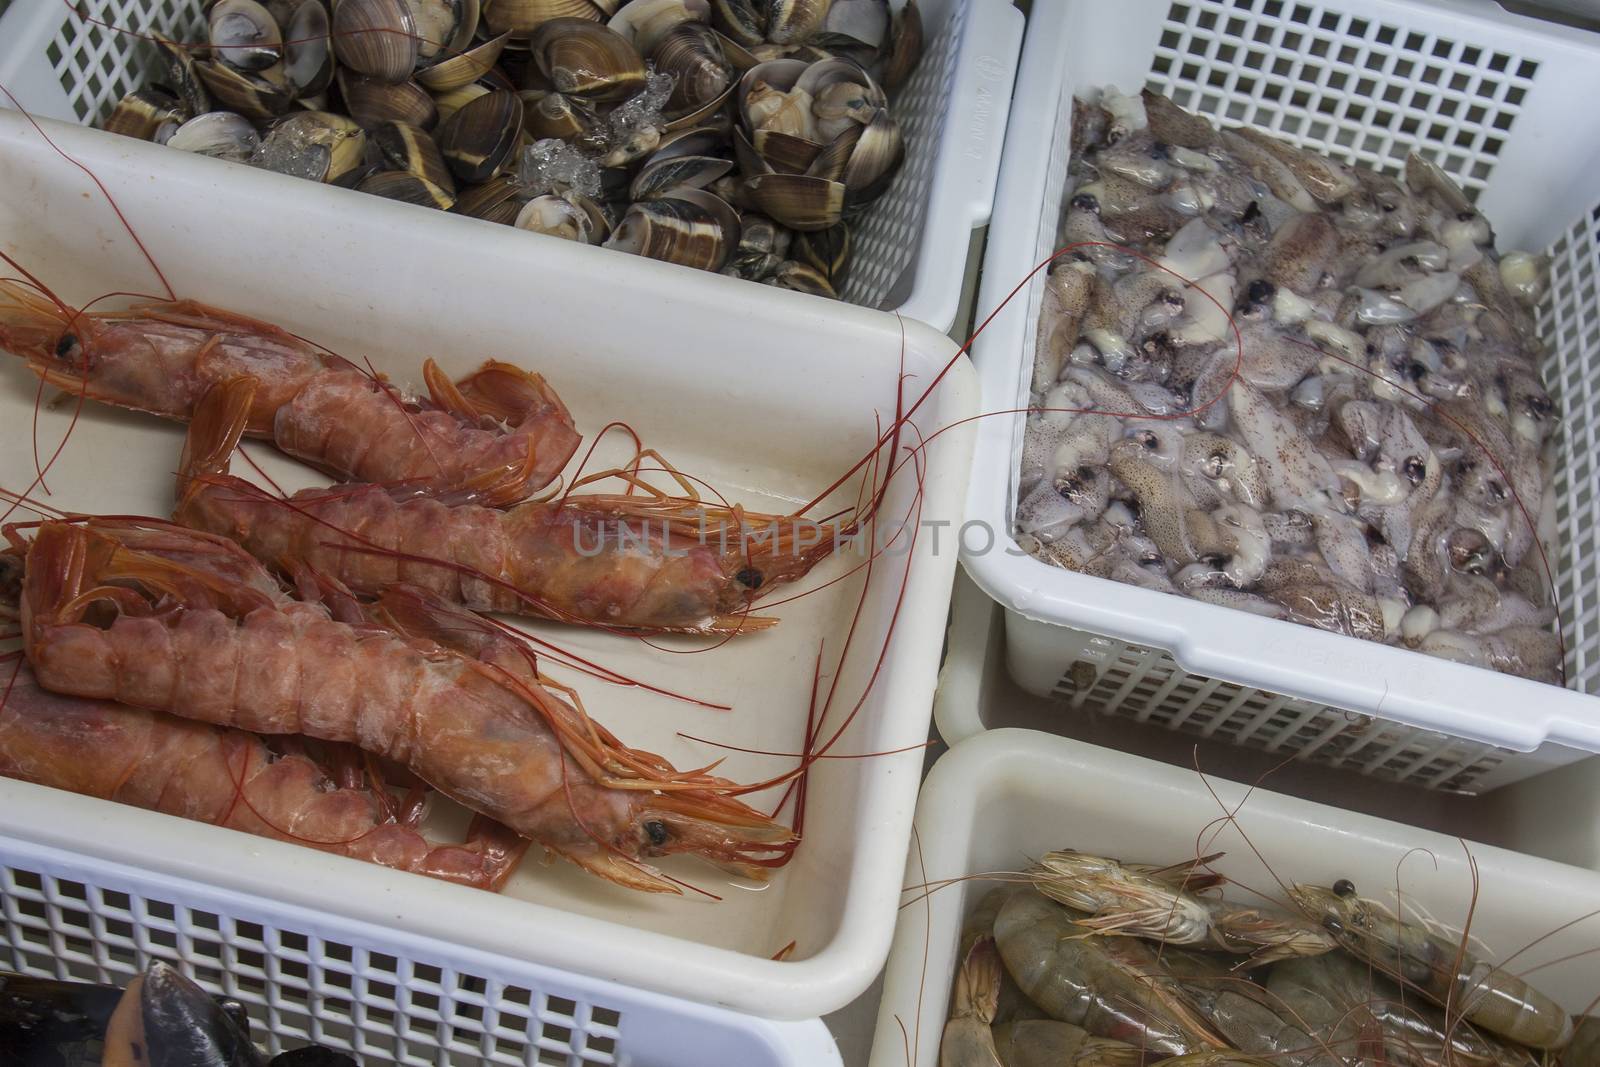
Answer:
644;820;669;846
1333;878;1357;898
736;568;764;590
54;332;78;359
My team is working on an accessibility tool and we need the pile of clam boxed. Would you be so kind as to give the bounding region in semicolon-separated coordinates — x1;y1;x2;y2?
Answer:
1018;88;1563;682
100;0;925;298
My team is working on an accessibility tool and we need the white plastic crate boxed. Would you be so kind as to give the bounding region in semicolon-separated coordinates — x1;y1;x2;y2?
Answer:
0;803;842;1067
867;729;1600;1067
0;110;977;1021
961;0;1600;790
0;0;1022;332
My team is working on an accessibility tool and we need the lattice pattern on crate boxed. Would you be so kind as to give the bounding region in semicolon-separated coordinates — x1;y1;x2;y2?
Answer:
1054;639;1505;792
0;864;620;1067
46;0;205;125
1541;202;1600;696
1145;0;1539;197
844;1;966;309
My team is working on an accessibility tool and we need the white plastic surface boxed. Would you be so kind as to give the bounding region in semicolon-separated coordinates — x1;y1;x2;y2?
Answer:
962;0;1600;773
0;827;843;1067
0;110;978;1020
0;0;1024;333
868;729;1600;1067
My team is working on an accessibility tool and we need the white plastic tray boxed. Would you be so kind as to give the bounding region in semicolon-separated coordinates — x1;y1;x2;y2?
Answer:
868;728;1600;1067
961;0;1600;784
0;109;977;1021
0;829;842;1066
0;0;1023;332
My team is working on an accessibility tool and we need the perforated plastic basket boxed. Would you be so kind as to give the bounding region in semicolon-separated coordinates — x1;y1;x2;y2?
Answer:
961;0;1600;792
0;0;1021;332
0;787;843;1067
866;729;1600;1067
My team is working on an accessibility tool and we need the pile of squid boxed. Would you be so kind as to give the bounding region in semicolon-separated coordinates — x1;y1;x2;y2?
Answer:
2;961;353;1066
942;850;1598;1067
1018;88;1562;682
0;279;844;895
96;0;923;298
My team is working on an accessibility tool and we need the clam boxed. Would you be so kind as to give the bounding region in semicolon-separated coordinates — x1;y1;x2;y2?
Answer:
520;90;599;140
283;0;335;96
604;187;740;270
437;89;524;181
358;169;457;207
725;210;788;278
432;82;490;123
331;0;419;82
608;0;711;55
743;170;843;229
369;120;457;192
166;110;261;161
406;0;467;61
766;0;831;45
453;174;527;221
600;124;662;166
840;105;901;205
630;151;732;199
662;83;735;133
736;58;811;137
416;30;510;90
709;0;764;46
652;21;731;116
794;219;849;281
483;0;603;39
338;71;439;129
210;0;284;72
813;0;886;55
804;59;881;141
708;172;755;210
103;87;188;141
767;258;836;296
152;35;211;116
253;111;369;184
529;19;646;100
514;191;609;242
801;120;856;181
880;0;922;89
752;128;820;173
195;59;293;120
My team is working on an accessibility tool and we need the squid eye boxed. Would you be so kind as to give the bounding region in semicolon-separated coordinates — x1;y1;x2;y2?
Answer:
1403;456;1427;484
1071;192;1100;213
644;820;669;847
1076;465;1097;482
1333;878;1357;897
1136;431;1159;451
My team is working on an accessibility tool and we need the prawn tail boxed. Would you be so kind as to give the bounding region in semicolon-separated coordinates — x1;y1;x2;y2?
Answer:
423;816;532;892
424;358;582;507
176;377;256;509
952;936;1003;1024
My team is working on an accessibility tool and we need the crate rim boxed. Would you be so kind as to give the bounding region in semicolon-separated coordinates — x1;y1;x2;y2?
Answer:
961;0;1600;757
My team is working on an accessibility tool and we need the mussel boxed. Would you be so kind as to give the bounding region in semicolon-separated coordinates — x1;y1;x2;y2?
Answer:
437;89;524;182
331;0;419;82
529;19;647;99
604;187;741;269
